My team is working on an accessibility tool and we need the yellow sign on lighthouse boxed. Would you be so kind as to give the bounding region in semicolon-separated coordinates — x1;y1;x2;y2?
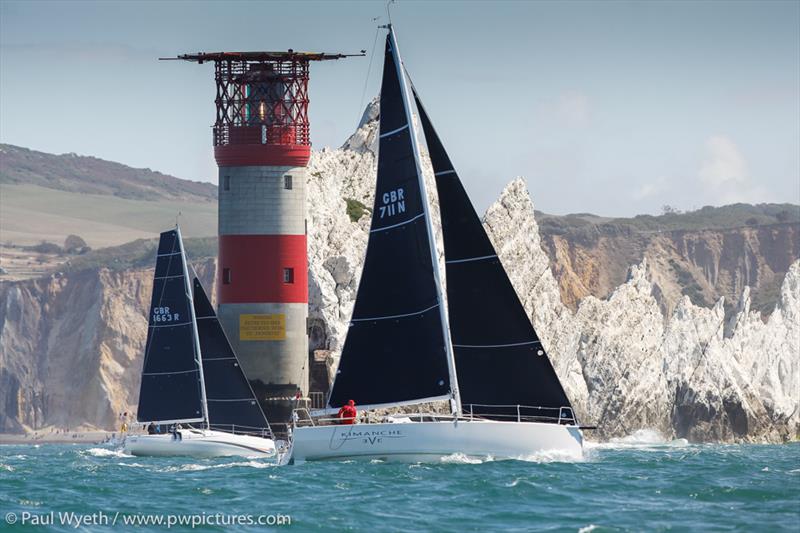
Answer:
240;314;286;341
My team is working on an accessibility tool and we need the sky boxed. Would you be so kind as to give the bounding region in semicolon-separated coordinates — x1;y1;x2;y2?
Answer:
1;0;798;216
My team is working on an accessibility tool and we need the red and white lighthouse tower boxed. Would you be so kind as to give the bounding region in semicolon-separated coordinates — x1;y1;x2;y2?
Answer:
169;51;357;428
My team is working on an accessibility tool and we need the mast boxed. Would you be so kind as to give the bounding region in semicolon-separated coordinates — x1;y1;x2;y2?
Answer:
177;225;210;430
386;25;462;417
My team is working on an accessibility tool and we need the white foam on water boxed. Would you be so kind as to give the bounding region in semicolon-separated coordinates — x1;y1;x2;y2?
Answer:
578;525;599;533
160;460;276;472
585;429;690;451
117;462;149;469
514;449;585;463
438;449;583;465
83;447;132;458
439;453;485;464
1;464;14;472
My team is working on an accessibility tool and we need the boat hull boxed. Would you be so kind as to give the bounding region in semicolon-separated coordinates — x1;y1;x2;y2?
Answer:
290;419;583;463
123;430;276;459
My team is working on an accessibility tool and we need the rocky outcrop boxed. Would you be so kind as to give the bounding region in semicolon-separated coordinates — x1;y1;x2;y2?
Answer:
0;101;797;441
482;180;798;442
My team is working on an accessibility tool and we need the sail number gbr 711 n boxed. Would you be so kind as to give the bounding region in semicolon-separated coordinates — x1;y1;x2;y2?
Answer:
379;188;406;219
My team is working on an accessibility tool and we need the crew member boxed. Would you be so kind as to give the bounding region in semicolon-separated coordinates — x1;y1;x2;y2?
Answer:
337;400;357;425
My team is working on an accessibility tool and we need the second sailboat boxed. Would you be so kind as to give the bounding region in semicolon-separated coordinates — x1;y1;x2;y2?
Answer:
290;25;584;463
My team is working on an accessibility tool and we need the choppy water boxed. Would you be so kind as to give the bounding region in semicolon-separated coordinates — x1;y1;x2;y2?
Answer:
0;431;798;531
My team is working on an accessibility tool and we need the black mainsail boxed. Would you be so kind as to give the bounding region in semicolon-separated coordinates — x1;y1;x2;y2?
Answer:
327;28;456;411
193;278;271;434
413;89;576;423
136;228;207;425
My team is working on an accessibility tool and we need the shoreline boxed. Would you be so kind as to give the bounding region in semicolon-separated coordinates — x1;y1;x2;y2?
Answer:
0;431;117;445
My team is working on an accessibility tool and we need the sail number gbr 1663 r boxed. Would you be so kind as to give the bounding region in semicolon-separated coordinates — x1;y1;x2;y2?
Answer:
152;306;180;323
379;188;406;219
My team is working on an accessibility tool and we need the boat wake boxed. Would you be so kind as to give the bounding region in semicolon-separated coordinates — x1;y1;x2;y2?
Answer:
439;453;485;465
585;429;690;451
113;458;278;473
513;449;585;463
161;460;277;472
438;449;584;465
82;447;133;458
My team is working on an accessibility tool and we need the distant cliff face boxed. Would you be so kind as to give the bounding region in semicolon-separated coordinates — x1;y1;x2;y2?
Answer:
0;262;215;433
540;221;799;318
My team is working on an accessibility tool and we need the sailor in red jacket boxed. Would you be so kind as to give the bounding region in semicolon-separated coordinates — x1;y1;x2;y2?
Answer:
337;400;357;424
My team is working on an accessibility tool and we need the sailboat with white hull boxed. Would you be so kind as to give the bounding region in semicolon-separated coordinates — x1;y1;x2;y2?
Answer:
290;25;584;463
124;227;278;459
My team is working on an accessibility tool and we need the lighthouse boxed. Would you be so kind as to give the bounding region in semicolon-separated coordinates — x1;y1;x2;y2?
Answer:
166;51;359;429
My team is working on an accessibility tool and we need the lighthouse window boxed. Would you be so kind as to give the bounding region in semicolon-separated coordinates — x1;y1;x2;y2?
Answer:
223;175;230;191
283;267;294;284
223;268;232;285
284;174;293;190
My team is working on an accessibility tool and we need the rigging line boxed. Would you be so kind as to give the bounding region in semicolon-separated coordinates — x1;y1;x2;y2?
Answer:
446;254;497;265
379;123;409;138
370;212;424;232
358;25;381;114
350;302;440;323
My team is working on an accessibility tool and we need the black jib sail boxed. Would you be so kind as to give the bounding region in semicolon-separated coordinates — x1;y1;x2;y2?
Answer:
193;278;271;433
327;32;452;410
413;89;576;423
136;229;205;424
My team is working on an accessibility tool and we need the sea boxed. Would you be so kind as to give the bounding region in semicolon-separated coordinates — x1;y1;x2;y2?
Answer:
0;431;797;532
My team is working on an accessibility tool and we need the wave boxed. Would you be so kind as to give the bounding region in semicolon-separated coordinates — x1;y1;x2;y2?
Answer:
514;449;585;463
159;460;277;472
439;453;485;465
585;429;690;450
82;447;133;458
438;449;583;465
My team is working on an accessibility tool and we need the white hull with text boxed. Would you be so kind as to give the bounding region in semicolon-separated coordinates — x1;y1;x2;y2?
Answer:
290;417;583;463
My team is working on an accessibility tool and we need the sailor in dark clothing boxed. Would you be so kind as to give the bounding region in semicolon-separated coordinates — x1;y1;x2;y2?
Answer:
147;423;157;435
